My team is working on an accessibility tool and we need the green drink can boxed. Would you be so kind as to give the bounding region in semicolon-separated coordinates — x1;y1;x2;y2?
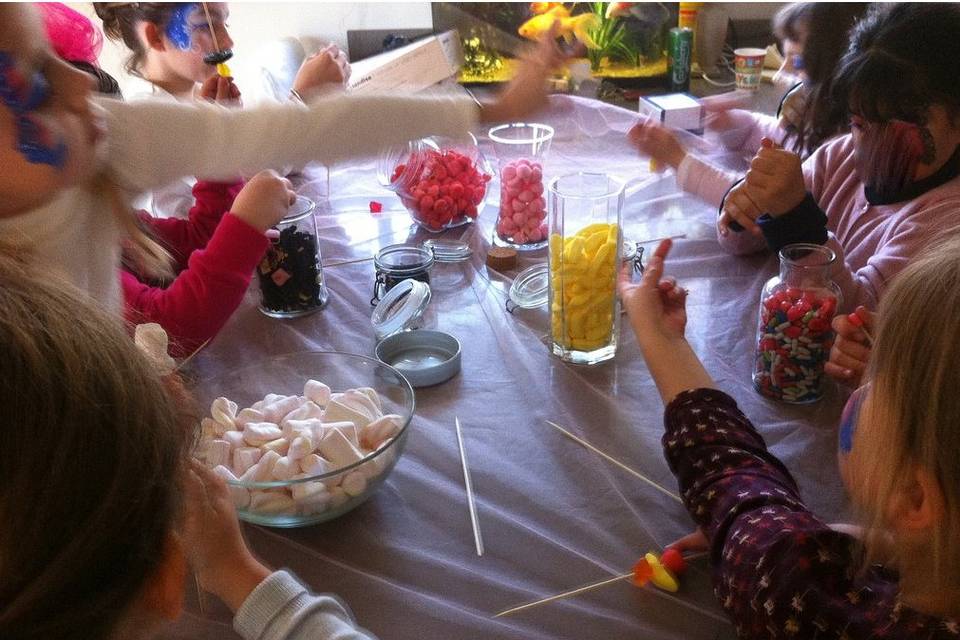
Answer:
668;27;693;92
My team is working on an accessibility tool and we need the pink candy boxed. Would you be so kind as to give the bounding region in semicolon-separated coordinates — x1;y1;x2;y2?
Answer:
497;158;546;245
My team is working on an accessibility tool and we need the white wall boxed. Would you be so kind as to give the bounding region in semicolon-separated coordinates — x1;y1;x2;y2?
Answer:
72;1;433;96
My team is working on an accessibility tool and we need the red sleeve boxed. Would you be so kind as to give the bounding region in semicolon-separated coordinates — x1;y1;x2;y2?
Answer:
123;213;267;357
140;180;245;271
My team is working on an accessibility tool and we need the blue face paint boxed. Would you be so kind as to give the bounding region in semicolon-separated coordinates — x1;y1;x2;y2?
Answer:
0;52;66;169
838;384;868;455
791;54;804;71
165;4;199;51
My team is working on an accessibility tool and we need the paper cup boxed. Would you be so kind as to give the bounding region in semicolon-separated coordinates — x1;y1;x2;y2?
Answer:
734;47;766;90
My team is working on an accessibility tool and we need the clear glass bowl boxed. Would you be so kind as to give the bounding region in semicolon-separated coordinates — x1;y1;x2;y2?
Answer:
194;351;415;528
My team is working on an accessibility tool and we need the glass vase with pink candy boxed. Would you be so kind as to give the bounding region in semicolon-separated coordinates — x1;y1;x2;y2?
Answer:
488;123;555;251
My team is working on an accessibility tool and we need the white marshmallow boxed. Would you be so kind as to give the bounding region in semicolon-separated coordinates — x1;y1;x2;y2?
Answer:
282;400;324;425
236;408;266;427
282;418;322;441
360;414;402;450
300;453;331;477
262;396;302;423
249;490;295;514
356;387;383;413
341;470;368;497
263;438;290;456
233;447;262;475
304;379;332;407
328;485;349;509
202;438;231;468
291;480;328;503
288;435;314;460
210;397;238;429
323;421;360;448
262;393;284;405
251;450;282;482
251;400;265;411
343;389;382;420
200;417;222;438
323;398;373;429
243;422;282;446
223;430;245;450
213;465;250;510
272;455;299;481
319;428;364;468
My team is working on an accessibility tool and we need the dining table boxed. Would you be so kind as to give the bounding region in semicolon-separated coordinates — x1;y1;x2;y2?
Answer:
165;93;849;640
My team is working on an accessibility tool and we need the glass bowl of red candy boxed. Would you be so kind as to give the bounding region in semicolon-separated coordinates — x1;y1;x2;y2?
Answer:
378;135;492;232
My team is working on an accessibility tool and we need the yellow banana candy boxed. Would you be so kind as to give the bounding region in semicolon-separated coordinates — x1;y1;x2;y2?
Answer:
549;223;619;350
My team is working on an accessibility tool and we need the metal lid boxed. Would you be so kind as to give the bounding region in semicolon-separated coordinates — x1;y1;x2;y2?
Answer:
422;239;472;263
371;279;432;340
375;329;461;388
508;263;549;310
282;195;317;223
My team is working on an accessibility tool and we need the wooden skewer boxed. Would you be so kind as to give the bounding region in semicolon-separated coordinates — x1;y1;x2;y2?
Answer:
456;417;484;556
200;2;221;52
322;256;375;269
545;421;682;504
175;338;211;373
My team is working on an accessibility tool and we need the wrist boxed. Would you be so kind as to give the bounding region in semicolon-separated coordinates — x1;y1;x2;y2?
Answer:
205;554;272;612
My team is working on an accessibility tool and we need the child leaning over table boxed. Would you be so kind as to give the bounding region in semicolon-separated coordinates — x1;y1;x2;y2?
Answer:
630;3;960;312
0;254;378;640
619;236;960;636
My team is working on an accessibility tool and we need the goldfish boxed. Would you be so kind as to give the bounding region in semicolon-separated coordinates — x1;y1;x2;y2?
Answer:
530;2;563;14
518;5;601;49
605;2;670;27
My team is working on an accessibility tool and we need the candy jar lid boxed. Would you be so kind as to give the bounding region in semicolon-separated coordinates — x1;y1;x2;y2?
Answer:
508;263;549;310
371;279;432;340
422;239;473;263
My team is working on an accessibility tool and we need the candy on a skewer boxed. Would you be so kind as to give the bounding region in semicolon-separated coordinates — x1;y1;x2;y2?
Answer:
847;311;874;346
200;2;233;77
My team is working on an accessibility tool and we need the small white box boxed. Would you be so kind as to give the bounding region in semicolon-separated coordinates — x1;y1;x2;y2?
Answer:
638;93;703;132
347;31;462;95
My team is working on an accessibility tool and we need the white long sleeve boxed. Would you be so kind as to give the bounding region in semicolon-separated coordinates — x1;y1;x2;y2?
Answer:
99;92;478;195
234;571;377;640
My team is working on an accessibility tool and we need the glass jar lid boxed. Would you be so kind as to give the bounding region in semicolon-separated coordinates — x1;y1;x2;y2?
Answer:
371;279;432;340
422;239;472;263
508;263;549;310
374;244;435;276
282;195;316;224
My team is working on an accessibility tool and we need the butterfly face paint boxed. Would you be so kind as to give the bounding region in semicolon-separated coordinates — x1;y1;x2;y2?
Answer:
165;3;199;51
853;117;936;202
838;384;869;456
0;51;66;169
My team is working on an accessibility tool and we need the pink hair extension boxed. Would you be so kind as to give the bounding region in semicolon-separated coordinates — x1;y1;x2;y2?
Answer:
37;3;104;66
854;120;931;198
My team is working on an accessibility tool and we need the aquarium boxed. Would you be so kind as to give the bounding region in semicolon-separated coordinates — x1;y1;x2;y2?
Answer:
432;2;681;87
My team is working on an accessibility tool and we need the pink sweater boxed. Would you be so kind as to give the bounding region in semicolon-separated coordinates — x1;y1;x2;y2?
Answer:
122;180;267;357
677;134;960;310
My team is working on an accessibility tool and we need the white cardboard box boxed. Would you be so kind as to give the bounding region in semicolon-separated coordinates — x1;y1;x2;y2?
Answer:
347;31;463;95
638;93;703;132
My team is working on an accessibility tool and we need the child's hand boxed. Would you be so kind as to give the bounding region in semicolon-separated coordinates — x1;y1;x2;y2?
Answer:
719;138;805;236
199;75;242;105
666;528;709;555
231;170;297;233
777;85;806;131
619;239;688;347
479;21;565;124
182;461;271;612
292;44;350;99
824;306;875;386
628;120;686;170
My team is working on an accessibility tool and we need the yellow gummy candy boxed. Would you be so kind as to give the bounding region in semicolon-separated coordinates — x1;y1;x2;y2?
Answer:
216;62;232;77
584;230;607;255
645;552;679;593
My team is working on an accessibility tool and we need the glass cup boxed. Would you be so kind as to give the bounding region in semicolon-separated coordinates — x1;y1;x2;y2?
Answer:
488;123;554;251
547;172;625;365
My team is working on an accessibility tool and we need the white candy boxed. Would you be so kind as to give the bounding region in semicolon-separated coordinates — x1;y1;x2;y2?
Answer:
233;447;262;475
201;417;222;438
341;470;368;497
282;400;324;425
251;450;282;482
328;485;349;509
213;465;250;510
360;414;402;450
210;397;238;429
343;389;382;420
202;439;231;468
291;479;328;503
300;453;331;476
236;408;265;427
282;418;322;441
356;387;383;413
249;490;295;514
323;421;359;448
288;435;314;461
319;428;364;468
223;430;245;450
272;455;299;481
262;396;302;423
251;400;265;411
263;438;290;455
304;379;332;407
243;422;283;446
323;398;373;429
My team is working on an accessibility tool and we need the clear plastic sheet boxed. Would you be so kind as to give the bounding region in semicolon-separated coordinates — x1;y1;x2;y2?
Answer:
168;96;847;640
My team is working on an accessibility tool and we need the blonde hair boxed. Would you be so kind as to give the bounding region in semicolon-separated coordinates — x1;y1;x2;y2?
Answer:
854;232;960;593
0;252;192;638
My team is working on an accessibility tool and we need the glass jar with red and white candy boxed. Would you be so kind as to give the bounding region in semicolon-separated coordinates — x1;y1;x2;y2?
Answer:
754;244;841;404
488;123;554;251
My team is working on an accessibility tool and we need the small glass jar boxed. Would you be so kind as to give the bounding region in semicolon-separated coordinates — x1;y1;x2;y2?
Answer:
754;244;841;403
377;135;491;233
257;195;329;318
547;172;624;365
371;244;435;305
488;122;554;251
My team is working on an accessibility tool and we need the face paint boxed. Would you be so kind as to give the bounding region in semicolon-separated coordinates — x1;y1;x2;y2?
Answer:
838;384;868;455
854;118;935;201
791;54;804;71
0;52;66;169
165;4;199;51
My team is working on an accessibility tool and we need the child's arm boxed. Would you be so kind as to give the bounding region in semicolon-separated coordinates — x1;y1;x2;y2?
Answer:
142;179;244;271
183;463;377;640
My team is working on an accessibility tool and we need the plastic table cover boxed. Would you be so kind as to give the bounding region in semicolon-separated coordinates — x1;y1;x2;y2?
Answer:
165;95;848;640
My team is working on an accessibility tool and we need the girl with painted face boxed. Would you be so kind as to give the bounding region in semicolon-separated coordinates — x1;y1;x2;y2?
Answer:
635;4;960;313
618;235;960;636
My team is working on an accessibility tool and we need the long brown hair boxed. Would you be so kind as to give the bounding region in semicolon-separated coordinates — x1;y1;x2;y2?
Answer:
0;253;193;639
93;2;184;76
